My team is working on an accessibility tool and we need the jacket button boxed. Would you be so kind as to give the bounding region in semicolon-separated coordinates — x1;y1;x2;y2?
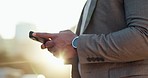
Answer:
91;57;96;62
87;57;91;62
100;58;104;61
96;57;104;62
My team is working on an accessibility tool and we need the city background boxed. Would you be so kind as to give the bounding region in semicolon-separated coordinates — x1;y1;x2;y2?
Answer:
0;0;86;78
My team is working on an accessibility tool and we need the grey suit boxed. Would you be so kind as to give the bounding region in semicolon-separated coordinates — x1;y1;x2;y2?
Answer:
73;0;148;78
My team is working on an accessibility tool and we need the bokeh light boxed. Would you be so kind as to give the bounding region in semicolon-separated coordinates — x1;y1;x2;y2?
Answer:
37;74;45;78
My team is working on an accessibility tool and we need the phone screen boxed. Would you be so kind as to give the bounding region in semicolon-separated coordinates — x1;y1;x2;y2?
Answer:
29;31;48;43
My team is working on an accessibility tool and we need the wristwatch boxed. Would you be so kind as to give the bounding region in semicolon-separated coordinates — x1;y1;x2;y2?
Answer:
72;36;79;49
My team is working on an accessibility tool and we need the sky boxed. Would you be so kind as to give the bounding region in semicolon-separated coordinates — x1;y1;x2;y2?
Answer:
0;0;86;39
0;0;87;77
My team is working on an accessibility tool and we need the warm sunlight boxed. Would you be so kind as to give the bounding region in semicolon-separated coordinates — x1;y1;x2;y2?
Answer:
37;74;46;78
0;0;86;78
53;57;65;66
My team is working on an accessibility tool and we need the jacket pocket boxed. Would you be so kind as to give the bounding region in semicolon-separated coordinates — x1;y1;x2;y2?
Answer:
109;64;148;78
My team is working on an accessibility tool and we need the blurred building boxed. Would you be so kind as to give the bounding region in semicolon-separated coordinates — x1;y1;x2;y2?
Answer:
0;22;72;78
14;22;36;41
0;22;38;78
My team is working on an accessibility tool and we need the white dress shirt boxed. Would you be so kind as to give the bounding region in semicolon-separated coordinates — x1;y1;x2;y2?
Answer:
79;0;92;76
80;0;92;35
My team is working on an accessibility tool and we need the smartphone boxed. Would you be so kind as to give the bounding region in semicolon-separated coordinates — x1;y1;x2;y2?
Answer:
29;31;49;43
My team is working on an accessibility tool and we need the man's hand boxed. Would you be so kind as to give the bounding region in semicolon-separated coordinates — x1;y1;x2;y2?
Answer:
32;30;78;59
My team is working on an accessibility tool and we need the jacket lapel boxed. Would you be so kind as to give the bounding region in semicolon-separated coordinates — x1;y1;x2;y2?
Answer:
83;0;97;33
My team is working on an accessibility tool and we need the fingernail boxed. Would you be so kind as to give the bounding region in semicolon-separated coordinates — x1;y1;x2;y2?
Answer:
41;45;46;49
32;33;36;36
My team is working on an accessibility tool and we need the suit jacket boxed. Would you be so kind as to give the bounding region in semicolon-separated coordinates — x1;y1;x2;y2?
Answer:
72;0;148;78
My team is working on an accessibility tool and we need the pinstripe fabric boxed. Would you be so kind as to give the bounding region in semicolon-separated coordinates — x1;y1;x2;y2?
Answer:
74;0;148;78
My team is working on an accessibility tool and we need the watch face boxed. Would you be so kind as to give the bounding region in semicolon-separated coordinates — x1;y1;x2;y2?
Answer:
73;41;77;48
72;36;79;48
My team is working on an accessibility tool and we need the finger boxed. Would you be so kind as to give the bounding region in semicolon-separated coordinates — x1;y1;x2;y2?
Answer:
41;44;46;49
44;40;55;48
32;32;57;39
52;51;60;58
47;47;56;53
47;46;60;58
53;53;58;58
59;30;71;33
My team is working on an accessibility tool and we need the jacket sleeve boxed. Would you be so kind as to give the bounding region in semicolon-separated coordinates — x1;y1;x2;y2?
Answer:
77;0;148;64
